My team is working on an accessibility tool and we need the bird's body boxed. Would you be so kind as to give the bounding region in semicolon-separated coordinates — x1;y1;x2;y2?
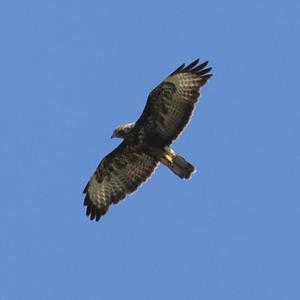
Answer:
84;59;212;221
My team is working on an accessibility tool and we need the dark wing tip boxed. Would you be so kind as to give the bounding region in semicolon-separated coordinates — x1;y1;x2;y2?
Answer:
83;187;127;222
169;63;185;76
170;59;213;78
84;194;108;222
183;59;200;71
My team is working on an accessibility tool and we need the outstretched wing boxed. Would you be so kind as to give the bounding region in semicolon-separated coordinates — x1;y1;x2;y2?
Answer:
83;142;159;221
135;59;212;146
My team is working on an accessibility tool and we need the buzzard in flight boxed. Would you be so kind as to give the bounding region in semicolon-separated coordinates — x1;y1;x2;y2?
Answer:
84;59;212;221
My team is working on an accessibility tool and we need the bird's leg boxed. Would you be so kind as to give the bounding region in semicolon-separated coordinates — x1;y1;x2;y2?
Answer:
162;146;176;165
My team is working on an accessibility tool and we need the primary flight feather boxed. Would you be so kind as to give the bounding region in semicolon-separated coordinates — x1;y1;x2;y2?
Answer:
83;59;212;221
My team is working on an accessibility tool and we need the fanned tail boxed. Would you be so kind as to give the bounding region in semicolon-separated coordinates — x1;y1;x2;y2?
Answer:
150;147;196;180
168;154;196;179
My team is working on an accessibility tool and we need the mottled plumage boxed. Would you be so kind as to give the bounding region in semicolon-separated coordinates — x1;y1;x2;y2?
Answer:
84;59;212;221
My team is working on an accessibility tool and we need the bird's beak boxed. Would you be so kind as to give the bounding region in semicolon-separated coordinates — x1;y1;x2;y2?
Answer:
111;133;115;138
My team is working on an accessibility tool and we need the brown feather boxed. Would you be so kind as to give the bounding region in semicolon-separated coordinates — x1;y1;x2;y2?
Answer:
83;141;159;221
133;59;213;145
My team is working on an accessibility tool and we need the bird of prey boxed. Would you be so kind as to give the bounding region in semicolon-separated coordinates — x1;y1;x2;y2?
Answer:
83;59;212;221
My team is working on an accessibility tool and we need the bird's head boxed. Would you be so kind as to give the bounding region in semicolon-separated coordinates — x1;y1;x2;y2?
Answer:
111;122;136;139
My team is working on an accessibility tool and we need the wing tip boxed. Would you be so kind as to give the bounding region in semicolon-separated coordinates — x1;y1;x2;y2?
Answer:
170;59;213;79
170;63;185;76
84;193;108;222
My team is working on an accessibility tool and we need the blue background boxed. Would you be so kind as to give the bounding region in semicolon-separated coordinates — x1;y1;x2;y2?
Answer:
1;1;299;299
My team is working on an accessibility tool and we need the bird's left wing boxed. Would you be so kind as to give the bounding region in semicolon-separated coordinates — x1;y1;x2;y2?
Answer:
134;59;212;146
83;142;159;221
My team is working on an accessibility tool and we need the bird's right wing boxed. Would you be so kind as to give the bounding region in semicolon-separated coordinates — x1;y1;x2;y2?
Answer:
83;142;159;221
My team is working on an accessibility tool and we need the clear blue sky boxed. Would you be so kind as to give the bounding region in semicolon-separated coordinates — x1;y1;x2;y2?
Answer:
1;1;299;299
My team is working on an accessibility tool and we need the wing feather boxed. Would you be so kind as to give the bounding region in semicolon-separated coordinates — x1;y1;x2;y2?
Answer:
134;59;212;145
83;142;159;221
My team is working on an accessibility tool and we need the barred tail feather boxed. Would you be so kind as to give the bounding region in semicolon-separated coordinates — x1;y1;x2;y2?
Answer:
169;155;196;179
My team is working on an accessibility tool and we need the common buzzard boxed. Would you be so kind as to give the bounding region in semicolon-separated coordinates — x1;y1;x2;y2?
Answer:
84;59;212;221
